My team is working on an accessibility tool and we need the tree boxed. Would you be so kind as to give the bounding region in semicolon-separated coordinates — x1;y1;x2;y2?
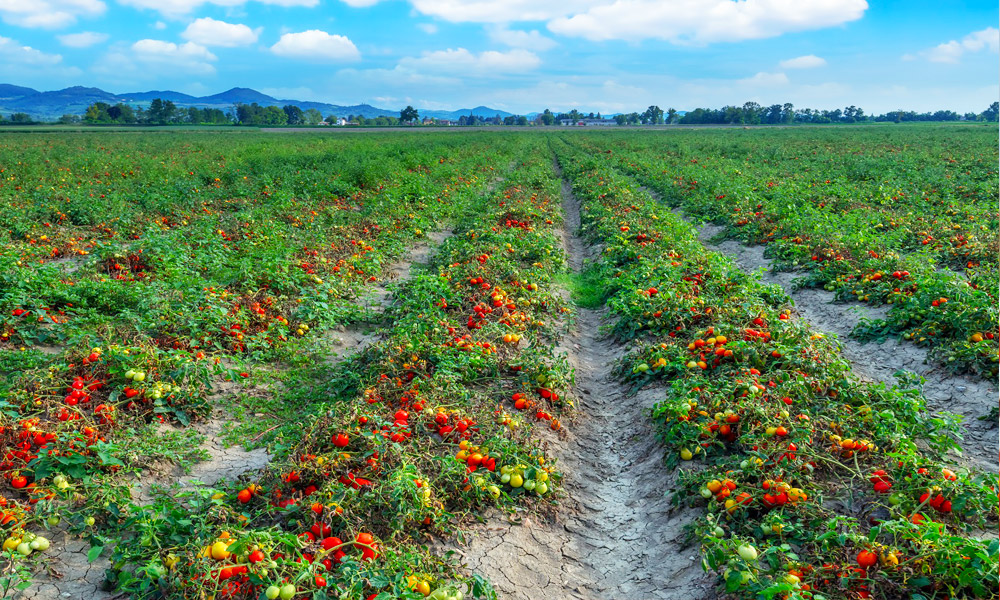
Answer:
58;114;80;124
283;104;304;125
400;105;419;123
84;102;111;124
9;113;32;124
262;105;287;125
614;114;627;126
304;108;323;125
642;105;664;125
107;103;136;124
147;98;177;125
236;103;265;125
516;115;528;126
539;109;555;126
666;108;677;124
982;102;999;122
741;102;762;124
782;103;795;124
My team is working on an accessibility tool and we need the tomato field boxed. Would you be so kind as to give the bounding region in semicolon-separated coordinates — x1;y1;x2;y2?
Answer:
0;124;997;600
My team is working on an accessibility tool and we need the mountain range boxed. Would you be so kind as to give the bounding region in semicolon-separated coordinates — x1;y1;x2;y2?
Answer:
0;84;516;121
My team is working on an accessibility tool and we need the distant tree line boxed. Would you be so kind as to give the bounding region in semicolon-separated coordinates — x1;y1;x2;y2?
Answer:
675;101;999;125
59;99;1000;128
81;99;232;125
0;112;34;124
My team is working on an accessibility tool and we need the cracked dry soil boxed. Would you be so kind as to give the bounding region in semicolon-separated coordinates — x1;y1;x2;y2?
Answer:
451;177;712;599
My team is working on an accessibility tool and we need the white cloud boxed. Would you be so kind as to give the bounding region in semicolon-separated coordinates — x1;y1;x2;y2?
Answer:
417;23;438;34
347;0;866;42
407;0;602;23
0;0;106;29
154;20;167;29
271;30;361;61
779;54;826;69
0;36;63;65
340;0;380;5
548;0;868;44
57;31;110;48
399;47;540;73
117;0;318;18
182;17;260;47
919;27;999;64
739;71;789;86
130;39;218;75
488;25;556;51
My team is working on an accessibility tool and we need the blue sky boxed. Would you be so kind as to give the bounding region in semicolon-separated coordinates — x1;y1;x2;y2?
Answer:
0;0;997;114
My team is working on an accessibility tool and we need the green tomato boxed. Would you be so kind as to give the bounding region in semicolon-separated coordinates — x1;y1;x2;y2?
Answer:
147;564;166;579
30;536;50;551
265;586;281;600
737;544;758;561
16;542;31;556
279;583;296;600
535;482;548;495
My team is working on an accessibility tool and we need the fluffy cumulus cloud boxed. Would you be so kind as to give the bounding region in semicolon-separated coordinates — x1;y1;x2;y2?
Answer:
916;27;999;64
0;36;64;65
117;0;317;18
130;39;218;74
399;47;541;73
357;0;602;23
57;31;110;47
271;30;361;61
779;54;826;69
488;26;557;51
548;0;869;43
182;17;260;47
338;0;866;43
0;0;106;29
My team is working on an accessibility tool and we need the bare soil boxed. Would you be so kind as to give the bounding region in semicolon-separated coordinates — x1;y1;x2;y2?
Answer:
450;174;713;599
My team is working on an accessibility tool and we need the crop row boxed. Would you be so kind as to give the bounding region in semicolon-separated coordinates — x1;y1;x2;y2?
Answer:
5;139;575;599
553;138;999;600
575;127;999;380
0;134;522;596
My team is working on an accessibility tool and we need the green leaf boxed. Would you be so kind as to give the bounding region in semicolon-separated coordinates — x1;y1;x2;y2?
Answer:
87;545;104;562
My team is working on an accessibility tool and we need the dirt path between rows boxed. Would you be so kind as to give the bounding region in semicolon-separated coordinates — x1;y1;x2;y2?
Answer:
451;171;712;599
692;220;998;475
14;231;457;600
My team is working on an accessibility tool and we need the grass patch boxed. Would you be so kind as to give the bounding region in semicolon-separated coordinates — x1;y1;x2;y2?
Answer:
563;262;610;309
